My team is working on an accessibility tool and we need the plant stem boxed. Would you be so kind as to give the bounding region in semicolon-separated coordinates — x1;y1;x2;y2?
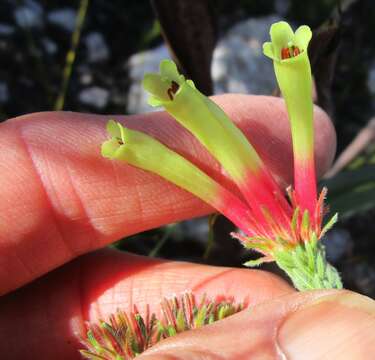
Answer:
54;0;89;110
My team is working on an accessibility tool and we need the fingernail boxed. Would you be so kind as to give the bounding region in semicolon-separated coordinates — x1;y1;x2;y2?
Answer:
277;291;375;359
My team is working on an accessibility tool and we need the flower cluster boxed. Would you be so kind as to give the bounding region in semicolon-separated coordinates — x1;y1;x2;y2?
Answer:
80;293;243;360
102;22;342;291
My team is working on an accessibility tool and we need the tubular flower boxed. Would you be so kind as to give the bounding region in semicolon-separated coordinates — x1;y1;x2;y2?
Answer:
102;22;342;291
263;21;316;215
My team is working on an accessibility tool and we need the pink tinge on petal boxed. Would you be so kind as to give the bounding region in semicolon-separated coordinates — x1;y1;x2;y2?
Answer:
215;186;258;236
241;166;292;232
294;158;317;217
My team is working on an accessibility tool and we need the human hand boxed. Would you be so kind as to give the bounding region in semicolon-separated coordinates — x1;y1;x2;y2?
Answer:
1;95;374;359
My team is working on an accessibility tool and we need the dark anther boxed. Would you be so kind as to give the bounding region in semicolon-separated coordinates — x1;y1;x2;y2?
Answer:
293;47;300;57
116;137;124;145
167;81;180;101
281;46;302;60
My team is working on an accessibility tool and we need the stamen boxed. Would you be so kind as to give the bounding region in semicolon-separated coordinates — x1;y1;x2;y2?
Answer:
167;81;180;100
293;47;300;57
281;46;302;60
116;137;124;145
281;47;291;59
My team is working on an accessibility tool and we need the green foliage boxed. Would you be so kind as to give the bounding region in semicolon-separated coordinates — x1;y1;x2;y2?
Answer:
274;234;343;291
320;165;375;218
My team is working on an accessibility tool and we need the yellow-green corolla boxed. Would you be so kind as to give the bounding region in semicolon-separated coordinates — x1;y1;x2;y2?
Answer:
263;21;316;215
102;22;342;291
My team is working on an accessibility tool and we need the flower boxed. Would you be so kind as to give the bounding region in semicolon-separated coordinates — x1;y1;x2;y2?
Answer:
102;120;256;234
143;60;291;229
101;22;342;291
263;21;316;215
80;292;244;360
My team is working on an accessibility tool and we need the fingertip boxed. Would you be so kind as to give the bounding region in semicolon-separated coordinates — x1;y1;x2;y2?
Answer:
278;290;375;359
137;290;375;360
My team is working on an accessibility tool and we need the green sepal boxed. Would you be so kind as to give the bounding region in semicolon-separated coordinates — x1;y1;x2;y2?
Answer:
194;305;207;328
176;309;186;332
243;256;270;267
320;213;338;237
274;240;343;291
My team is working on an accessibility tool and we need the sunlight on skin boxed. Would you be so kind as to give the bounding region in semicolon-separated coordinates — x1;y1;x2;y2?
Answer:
0;249;293;359
0;94;335;296
138;290;375;360
0;94;341;359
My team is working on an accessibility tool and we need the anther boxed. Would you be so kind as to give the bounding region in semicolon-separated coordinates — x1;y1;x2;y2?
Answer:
167;81;180;101
281;46;301;60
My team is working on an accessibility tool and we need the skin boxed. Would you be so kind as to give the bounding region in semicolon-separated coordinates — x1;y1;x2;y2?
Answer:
0;94;374;359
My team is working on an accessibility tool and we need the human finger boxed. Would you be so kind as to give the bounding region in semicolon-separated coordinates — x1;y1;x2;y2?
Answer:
0;249;293;359
139;290;375;360
0;94;335;294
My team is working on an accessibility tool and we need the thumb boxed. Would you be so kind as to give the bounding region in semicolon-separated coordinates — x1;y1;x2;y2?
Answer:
138;290;375;360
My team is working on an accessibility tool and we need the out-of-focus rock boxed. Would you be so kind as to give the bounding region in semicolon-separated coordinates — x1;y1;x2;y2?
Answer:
321;228;353;263
367;62;375;96
0;23;15;36
47;8;76;32
41;37;57;55
85;32;110;63
79;69;93;86
0;82;9;103
346;262;375;297
212;15;279;95
274;0;291;16
126;44;170;114
126;15;280;114
14;0;44;29
179;218;209;244
79;86;109;109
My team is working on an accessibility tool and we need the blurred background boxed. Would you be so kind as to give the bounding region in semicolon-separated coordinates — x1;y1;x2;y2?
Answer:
1;0;375;296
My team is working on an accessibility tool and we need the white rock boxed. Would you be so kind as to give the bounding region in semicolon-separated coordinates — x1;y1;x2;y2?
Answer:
126;15;281;114
212;15;280;95
274;0;291;16
79;87;109;109
0;23;15;35
367;62;375;95
126;44;170;114
322;229;353;263
0;82;9;103
47;8;76;32
14;0;44;29
41;38;57;55
80;72;93;86
85;32;110;63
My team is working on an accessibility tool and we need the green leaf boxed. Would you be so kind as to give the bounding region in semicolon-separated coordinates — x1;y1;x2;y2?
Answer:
243;256;269;267
320;213;338;237
320;165;375;196
328;187;375;218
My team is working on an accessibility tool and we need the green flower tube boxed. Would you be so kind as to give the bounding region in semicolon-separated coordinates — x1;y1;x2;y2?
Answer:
101;31;343;291
102;120;256;234
263;22;317;215
143;60;291;227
